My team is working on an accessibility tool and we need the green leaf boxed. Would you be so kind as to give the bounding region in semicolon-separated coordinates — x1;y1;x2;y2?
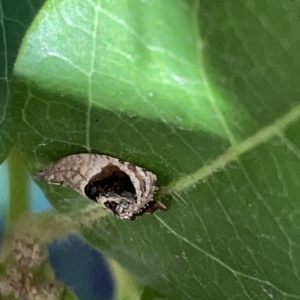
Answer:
61;286;80;300
11;0;300;299
0;0;45;163
13;0;254;140
109;259;141;300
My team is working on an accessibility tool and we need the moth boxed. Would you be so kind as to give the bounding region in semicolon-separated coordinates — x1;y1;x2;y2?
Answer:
36;153;166;220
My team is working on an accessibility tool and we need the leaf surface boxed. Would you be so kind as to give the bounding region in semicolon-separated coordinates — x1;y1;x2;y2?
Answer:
0;0;45;162
11;0;300;299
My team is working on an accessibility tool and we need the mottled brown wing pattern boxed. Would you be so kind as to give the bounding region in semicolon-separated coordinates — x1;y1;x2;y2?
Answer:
36;153;166;220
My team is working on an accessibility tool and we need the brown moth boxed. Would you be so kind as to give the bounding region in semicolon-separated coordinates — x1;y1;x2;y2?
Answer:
36;153;166;220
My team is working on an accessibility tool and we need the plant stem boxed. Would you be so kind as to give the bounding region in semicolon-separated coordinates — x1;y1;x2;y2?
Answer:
8;147;29;222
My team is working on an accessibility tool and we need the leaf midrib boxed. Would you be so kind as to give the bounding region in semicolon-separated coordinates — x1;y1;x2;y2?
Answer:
165;103;300;194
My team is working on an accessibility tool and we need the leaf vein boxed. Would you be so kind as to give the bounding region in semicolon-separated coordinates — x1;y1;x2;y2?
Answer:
155;215;300;299
165;104;300;194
